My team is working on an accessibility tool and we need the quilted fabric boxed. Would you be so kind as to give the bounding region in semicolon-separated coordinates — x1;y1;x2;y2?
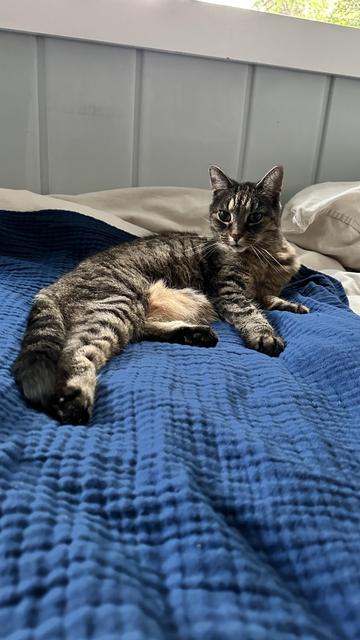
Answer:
0;210;360;640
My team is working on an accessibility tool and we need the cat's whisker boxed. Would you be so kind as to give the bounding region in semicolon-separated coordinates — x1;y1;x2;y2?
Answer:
260;247;284;269
251;246;267;269
193;240;217;252
257;247;280;274
255;246;283;274
181;240;218;260
258;246;287;271
200;244;219;261
203;245;219;260
255;246;272;266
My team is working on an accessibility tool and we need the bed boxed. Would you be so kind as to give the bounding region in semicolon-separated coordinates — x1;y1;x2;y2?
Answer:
1;185;360;640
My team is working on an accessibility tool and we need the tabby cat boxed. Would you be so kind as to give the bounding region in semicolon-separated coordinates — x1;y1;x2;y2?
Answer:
14;165;308;425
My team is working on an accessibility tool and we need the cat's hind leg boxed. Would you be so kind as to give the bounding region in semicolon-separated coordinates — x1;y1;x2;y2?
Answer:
53;298;145;425
52;282;217;424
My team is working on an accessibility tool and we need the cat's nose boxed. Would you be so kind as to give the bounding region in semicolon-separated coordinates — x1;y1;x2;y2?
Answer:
230;234;241;245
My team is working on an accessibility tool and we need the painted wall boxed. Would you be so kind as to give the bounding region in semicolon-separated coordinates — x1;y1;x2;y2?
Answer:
1;31;359;201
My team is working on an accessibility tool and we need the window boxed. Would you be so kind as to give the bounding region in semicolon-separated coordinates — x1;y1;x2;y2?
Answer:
195;0;360;29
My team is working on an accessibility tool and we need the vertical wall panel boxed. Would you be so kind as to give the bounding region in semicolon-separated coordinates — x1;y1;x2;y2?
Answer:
243;66;329;201
0;32;40;191
138;52;250;188
44;39;136;194
317;77;360;183
2;30;360;198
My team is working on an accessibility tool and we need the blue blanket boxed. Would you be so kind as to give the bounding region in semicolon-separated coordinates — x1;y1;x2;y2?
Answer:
1;209;360;640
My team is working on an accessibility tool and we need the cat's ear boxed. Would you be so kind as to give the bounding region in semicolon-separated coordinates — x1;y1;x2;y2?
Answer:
209;166;234;191
256;165;283;198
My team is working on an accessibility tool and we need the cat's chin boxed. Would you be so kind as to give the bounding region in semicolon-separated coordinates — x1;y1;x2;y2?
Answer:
228;245;248;254
218;241;248;254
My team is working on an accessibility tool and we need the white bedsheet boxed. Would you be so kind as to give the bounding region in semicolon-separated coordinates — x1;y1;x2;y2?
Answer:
1;187;359;314
291;247;360;314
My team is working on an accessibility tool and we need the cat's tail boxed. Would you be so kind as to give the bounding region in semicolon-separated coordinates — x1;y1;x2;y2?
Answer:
13;289;66;408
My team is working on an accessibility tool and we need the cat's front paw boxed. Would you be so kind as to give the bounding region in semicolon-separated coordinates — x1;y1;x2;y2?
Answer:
295;303;310;314
247;332;285;357
52;387;93;425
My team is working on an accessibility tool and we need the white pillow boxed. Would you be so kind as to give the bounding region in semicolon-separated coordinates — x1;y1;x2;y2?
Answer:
282;182;360;270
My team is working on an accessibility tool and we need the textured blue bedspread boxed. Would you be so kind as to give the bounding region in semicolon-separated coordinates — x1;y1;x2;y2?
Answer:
1;210;360;640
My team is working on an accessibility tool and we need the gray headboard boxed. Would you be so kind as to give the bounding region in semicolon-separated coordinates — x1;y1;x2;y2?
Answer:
1;30;359;202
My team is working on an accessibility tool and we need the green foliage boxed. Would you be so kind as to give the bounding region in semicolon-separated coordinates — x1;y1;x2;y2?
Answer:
254;0;360;28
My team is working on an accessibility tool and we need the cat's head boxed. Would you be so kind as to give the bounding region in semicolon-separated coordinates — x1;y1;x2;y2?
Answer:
208;165;283;252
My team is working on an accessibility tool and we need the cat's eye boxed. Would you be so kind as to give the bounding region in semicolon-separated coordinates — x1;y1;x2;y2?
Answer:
217;210;232;223
247;211;263;225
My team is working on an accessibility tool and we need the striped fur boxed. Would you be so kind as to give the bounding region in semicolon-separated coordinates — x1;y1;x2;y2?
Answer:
14;165;307;424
